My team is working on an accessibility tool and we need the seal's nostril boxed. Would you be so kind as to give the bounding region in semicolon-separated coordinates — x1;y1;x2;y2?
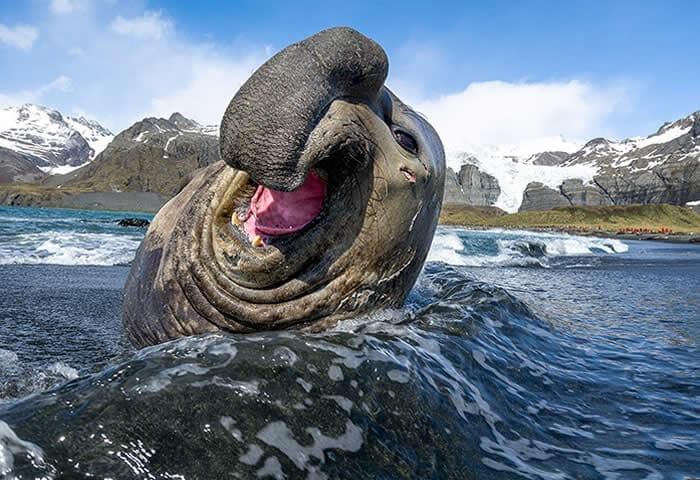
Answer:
400;166;416;183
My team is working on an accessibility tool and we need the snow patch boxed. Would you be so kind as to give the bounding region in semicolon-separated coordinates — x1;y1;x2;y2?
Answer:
163;133;181;158
632;124;690;149
134;130;149;142
38;162;89;175
183;124;219;136
448;146;597;213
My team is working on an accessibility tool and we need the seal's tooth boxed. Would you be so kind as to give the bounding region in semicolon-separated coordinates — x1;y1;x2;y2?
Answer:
252;235;264;248
232;213;242;226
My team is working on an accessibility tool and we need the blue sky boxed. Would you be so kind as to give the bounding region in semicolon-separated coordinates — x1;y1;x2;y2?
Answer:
1;0;698;153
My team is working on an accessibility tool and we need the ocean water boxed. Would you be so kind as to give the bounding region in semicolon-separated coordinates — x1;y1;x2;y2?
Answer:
0;205;698;479
0;206;149;266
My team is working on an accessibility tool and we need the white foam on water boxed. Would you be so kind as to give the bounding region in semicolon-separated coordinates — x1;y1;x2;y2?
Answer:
499;234;628;257
426;231;469;265
0;420;49;477
0;348;81;402
46;362;79;380
428;228;628;268
0;231;142;266
427;230;542;267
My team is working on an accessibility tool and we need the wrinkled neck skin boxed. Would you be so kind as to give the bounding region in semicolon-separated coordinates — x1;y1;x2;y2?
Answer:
123;28;445;348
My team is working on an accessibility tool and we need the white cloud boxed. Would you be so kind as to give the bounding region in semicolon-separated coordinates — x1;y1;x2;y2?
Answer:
0;24;39;50
50;0;76;14
150;54;263;125
42;75;72;93
34;4;267;129
409;80;628;155
0;3;269;130
0;3;633;149
110;11;172;40
0;75;72;108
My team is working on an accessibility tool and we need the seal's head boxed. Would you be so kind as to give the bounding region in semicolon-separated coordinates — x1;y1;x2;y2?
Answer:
123;27;445;347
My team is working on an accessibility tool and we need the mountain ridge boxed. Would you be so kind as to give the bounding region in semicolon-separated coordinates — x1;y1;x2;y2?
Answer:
448;109;700;212
0;108;221;211
44;111;221;197
1;103;699;213
0;104;114;181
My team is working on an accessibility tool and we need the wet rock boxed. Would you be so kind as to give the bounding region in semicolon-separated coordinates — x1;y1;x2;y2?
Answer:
117;218;150;228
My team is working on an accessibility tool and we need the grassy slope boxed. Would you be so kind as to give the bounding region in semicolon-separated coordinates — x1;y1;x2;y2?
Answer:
0;182;86;200
439;204;507;225
439;204;700;234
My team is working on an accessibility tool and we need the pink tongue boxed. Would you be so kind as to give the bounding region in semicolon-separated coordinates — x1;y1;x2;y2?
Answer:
244;170;326;240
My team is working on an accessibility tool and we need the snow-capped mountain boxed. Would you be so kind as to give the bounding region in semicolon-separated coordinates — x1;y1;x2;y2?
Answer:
167;112;219;136
563;112;698;171
0;104;113;177
448;110;700;212
65;115;114;162
126;112;218;155
47;112;220;197
2;102;698;214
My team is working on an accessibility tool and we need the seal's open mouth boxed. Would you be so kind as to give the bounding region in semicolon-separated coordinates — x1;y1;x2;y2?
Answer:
229;130;371;249
241;169;327;243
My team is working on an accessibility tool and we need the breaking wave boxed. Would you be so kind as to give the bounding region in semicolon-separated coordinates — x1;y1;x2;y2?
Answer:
0;231;142;266
428;228;628;268
0;420;49;478
0;206;149;266
0;349;79;403
1;206;629;268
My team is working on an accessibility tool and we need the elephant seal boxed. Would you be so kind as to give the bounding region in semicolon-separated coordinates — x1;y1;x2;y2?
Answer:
123;27;445;347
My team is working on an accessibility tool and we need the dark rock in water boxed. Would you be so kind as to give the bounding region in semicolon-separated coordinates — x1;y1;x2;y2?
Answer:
117;218;150;228
510;240;548;258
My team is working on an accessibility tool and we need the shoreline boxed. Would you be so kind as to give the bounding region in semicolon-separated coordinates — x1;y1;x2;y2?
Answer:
555;229;700;244
439;204;700;244
0;189;167;213
3;202;700;244
446;224;700;244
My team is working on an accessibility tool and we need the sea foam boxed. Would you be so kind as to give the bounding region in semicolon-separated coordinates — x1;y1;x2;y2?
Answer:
428;228;628;268
0;231;142;266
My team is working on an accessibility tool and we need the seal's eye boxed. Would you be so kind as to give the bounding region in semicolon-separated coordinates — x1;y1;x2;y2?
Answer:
392;127;418;155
